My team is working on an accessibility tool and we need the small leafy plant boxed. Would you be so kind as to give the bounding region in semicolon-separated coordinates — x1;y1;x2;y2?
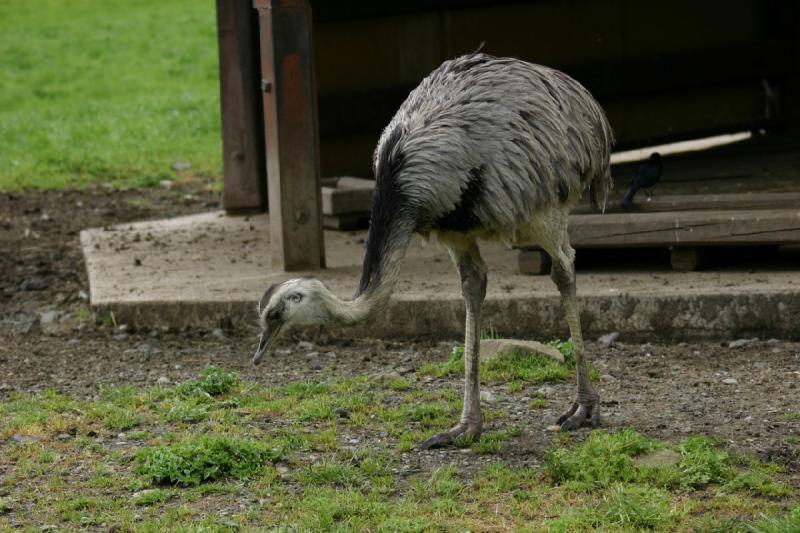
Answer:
136;435;272;486
174;366;239;398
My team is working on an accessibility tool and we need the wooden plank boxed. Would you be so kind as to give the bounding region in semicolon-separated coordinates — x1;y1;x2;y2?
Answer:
564;209;800;248
321;186;373;215
323;213;370;231
255;0;325;271
216;0;266;213
571;192;800;215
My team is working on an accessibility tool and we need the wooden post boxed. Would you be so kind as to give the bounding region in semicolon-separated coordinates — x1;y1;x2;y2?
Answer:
254;0;325;271
518;250;552;275
670;248;707;272
216;0;266;213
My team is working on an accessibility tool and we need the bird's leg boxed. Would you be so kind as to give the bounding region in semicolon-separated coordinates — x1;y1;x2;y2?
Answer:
419;242;486;449
551;246;600;430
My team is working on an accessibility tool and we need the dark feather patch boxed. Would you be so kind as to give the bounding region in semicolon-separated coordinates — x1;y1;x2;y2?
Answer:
356;128;409;297
432;165;485;233
259;283;280;314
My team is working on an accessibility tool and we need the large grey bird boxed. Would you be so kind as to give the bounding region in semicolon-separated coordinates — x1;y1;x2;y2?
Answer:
253;53;614;448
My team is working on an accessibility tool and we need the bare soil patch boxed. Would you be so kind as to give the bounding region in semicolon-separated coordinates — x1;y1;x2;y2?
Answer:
1;185;799;476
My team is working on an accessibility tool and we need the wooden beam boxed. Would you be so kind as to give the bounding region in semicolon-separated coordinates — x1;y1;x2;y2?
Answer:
562;209;800;248
216;0;266;213
571;192;800;215
255;0;325;271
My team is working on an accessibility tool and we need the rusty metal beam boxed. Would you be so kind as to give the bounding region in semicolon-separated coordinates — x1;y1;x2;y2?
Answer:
216;0;266;213
254;0;325;271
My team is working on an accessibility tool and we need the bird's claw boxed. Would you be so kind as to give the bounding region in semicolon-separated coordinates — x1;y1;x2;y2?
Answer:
556;398;600;431
417;423;482;450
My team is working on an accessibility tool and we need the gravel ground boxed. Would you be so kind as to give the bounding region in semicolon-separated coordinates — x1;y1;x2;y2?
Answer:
1;185;798;479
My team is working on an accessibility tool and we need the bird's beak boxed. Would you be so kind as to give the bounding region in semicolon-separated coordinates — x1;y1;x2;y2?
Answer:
252;325;280;366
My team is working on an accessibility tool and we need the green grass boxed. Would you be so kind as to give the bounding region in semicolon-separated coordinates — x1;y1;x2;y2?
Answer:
418;338;577;384
0;367;797;531
0;0;221;190
136;435;275;486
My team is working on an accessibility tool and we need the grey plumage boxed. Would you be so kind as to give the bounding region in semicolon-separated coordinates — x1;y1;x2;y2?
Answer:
255;53;614;443
359;53;614;298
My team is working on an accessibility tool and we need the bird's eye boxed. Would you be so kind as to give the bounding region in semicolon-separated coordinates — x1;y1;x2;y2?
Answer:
288;293;303;303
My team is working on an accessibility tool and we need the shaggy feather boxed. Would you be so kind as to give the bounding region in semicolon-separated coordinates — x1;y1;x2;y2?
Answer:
357;53;614;296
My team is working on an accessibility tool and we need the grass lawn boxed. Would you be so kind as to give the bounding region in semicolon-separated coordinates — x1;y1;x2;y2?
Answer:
1;352;798;531
0;0;221;191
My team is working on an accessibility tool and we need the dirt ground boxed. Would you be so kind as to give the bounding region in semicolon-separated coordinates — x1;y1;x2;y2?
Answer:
1;184;799;479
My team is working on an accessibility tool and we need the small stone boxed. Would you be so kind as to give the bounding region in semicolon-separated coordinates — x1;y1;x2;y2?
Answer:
766;338;781;345
113;333;128;341
138;343;153;353
305;351;319;359
66;338;80;346
601;373;617;382
545;425;562;432
77;290;89;300
480;338;564;363
722;378;738;385
211;328;225;340
297;341;314;350
480;390;496;402
156;376;170;385
536;386;556;396
159;179;173;189
598;332;620;346
728;339;750;348
633;448;681;468
11;435;39;445
308;360;322;370
57;433;72;441
170;161;192;171
347;438;359;445
40;311;57;324
19;277;48;291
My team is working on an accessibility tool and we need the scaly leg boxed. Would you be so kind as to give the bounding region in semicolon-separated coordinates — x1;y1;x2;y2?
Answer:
550;243;600;430
419;240;487;449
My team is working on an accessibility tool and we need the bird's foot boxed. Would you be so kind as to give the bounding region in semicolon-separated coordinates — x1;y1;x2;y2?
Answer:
557;396;600;431
417;422;482;450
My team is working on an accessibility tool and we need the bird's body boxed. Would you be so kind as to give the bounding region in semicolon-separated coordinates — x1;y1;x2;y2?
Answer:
620;152;662;209
255;54;614;446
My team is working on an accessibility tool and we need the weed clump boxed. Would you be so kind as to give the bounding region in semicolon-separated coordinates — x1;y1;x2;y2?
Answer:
418;341;573;384
136;435;273;486
546;428;659;489
174;366;238;398
546;429;788;496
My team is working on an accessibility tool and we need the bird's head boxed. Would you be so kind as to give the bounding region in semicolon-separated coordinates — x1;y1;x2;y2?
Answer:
252;277;332;365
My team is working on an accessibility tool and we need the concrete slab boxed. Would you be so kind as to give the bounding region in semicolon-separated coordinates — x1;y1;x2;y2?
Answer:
81;211;800;340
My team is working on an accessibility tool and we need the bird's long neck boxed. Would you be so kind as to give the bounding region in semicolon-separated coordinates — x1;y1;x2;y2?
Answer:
317;222;414;327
